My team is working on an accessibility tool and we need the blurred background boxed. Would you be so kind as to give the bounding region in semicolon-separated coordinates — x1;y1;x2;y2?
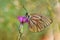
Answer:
0;0;60;40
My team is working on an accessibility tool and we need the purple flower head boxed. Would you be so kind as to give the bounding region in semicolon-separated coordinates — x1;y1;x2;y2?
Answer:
18;16;29;24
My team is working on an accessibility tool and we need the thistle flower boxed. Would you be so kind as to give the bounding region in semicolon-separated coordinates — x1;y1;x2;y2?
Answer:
18;16;29;24
17;16;29;40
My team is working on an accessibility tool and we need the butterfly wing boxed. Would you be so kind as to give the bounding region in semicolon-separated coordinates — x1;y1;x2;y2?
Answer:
28;14;52;32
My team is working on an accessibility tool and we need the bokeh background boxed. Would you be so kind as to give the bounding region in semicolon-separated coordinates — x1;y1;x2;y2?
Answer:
0;0;60;40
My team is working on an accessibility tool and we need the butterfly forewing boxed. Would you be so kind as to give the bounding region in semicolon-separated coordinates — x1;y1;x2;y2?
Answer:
28;13;52;32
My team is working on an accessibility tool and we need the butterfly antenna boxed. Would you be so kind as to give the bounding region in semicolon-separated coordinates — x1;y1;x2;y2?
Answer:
22;5;28;17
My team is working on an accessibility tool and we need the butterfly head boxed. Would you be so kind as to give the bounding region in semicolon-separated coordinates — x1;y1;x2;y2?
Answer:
25;12;30;18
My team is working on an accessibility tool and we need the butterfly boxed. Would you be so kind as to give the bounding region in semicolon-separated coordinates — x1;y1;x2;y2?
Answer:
18;13;53;32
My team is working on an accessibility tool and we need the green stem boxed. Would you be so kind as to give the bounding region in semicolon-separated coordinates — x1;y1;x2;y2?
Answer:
18;24;23;40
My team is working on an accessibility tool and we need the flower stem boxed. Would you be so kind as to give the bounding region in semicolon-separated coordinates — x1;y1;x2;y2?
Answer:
18;24;23;40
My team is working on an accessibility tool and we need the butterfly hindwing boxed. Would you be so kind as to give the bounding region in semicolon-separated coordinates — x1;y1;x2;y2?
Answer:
28;14;52;32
